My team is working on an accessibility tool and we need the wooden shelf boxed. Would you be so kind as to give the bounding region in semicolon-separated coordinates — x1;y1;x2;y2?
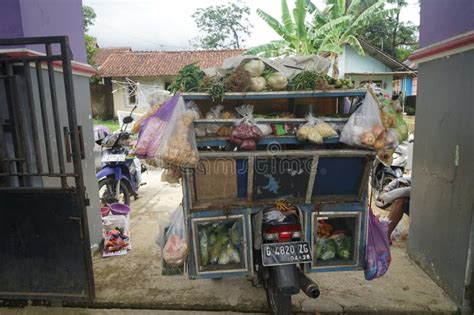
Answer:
196;135;340;147
193;117;348;125
182;89;366;100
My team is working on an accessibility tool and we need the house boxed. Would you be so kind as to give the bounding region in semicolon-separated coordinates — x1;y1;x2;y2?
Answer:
95;49;244;117
337;39;416;95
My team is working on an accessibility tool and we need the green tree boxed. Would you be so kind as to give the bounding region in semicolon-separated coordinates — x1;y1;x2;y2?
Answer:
312;0;396;77
82;5;97;67
246;0;318;57
191;1;253;49
354;0;418;61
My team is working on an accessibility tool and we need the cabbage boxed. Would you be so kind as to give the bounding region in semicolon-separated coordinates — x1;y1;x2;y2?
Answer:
229;222;240;245
266;72;288;90
250;77;266;92
243;59;265;77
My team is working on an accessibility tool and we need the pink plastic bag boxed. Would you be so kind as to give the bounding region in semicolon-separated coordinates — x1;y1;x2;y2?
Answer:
135;94;180;158
365;207;391;280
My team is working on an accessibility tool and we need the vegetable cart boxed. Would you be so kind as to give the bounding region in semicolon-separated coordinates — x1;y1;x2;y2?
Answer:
174;90;375;313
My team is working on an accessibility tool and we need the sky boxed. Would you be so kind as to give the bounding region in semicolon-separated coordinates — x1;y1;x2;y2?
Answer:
84;0;420;51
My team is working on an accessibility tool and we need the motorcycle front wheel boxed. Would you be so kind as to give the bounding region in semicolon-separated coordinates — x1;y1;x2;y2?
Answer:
98;177;131;205
265;273;291;315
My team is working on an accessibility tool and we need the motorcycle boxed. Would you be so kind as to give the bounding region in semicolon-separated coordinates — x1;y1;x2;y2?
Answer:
95;106;146;206
255;201;320;314
372;135;413;209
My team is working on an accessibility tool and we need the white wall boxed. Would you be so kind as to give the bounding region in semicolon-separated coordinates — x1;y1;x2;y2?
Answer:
112;75;175;116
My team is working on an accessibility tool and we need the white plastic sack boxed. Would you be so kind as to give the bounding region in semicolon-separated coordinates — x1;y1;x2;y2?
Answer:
162;205;188;266
340;91;383;147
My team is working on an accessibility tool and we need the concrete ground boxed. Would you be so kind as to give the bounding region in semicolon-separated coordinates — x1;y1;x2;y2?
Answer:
87;169;456;314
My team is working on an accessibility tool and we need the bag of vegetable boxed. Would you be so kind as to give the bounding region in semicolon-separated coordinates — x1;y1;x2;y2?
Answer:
365;207;391;280
163;205;188;267
316;236;337;261
339;90;384;148
228;105;263;151
297;114;337;143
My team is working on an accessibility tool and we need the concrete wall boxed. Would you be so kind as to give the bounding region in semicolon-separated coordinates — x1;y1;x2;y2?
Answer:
0;0;87;63
112;76;175;116
345;73;394;94
419;0;474;48
408;49;474;308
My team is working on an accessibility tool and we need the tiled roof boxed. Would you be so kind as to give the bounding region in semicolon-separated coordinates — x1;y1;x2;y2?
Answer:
93;47;132;66
97;49;244;77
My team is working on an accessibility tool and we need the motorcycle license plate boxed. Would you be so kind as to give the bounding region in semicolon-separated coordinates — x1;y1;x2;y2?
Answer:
102;154;126;162
261;241;312;267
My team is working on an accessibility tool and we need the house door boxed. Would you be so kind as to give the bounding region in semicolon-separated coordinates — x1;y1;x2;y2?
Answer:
0;37;94;303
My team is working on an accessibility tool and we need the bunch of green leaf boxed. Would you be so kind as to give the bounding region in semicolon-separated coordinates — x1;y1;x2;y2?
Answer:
290;71;319;91
168;63;205;93
208;81;226;102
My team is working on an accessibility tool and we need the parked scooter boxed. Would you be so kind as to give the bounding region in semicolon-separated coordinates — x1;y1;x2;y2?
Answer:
95;106;146;205
372;134;413;209
255;201;320;314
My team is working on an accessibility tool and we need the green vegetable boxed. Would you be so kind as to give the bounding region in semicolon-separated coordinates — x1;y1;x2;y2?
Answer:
291;71;318;91
316;237;336;261
208;81;225;102
210;240;223;264
218;242;231;265
333;234;352;260
199;229;209;265
216;232;229;245
229;222;240;246
168;63;205;93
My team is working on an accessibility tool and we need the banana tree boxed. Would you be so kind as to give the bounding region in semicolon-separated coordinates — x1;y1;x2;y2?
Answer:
247;0;318;57
314;0;397;77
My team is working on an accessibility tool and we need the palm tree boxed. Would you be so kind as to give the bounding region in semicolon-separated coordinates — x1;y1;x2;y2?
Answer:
313;0;397;77
246;0;317;57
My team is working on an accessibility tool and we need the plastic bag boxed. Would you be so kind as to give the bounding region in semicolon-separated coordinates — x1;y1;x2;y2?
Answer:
155;96;199;167
102;214;130;257
332;233;352;260
316;236;336;261
135;95;180;158
186;101;206;137
228;105;263;151
365;207;391;280
163;205;188;267
340;91;383;147
297;114;336;143
205;105;224;136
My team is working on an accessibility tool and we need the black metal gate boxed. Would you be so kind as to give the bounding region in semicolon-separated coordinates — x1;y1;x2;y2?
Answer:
0;37;94;303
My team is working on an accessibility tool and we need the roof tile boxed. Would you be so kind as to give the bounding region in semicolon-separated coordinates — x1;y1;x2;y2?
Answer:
97;49;244;77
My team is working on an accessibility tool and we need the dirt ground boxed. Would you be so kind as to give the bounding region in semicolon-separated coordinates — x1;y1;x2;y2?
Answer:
89;169;456;314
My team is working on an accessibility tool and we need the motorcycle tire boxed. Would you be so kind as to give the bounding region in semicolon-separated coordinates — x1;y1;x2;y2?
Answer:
98;177;131;206
265;273;292;315
374;175;396;209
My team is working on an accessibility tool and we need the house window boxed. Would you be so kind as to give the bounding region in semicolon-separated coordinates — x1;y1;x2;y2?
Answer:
360;80;383;88
164;81;171;90
127;82;137;106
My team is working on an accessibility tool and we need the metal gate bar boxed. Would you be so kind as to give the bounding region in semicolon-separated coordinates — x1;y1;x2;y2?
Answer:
0;36;94;301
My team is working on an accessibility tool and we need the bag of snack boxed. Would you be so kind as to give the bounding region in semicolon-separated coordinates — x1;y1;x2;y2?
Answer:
205;105;224;136
155;96;199;168
135;95;180;158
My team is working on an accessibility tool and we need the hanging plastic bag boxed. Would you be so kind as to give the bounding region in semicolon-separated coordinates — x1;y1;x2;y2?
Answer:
365;207;391;280
340;91;384;147
135;95;180;158
162;205;188;267
205;105;224;136
228;105;263;151
155;96;199;167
